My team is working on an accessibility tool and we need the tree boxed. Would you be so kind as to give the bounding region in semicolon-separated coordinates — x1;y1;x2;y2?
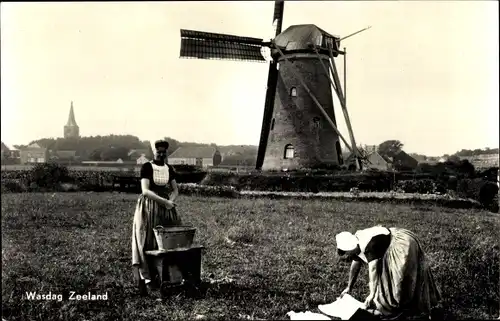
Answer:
213;150;222;167
89;148;103;161
30;138;56;149
377;140;403;157
220;151;257;167
144;143;154;159
457;159;475;177
27;135;151;161
100;146;129;161
447;155;461;164
453;147;499;156
164;137;180;155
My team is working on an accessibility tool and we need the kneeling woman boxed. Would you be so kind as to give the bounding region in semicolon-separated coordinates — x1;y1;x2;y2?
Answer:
335;226;442;319
131;140;181;295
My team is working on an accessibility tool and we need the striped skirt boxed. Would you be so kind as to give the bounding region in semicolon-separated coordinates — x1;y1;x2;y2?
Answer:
131;195;181;281
373;228;442;318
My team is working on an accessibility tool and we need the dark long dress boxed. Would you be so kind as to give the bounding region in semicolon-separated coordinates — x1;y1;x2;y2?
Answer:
354;226;442;318
131;161;181;281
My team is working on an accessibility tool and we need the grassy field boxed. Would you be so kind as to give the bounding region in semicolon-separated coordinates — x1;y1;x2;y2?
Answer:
2;193;499;321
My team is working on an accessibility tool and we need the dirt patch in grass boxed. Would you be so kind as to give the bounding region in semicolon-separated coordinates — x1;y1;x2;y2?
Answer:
2;193;499;320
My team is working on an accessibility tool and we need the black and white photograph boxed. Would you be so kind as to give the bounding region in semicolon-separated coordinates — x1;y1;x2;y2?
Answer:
1;1;499;320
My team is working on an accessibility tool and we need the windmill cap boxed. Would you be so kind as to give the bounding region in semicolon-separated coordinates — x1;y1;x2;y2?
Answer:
274;24;340;52
335;231;358;252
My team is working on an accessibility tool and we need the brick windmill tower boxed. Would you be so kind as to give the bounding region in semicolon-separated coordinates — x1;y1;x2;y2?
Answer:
179;1;368;171
64;101;80;139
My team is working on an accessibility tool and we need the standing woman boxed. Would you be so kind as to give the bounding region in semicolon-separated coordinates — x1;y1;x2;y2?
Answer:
335;225;442;319
131;140;181;295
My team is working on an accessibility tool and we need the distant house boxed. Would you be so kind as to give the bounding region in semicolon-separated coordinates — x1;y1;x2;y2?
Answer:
168;146;218;168
1;142;21;163
128;149;150;162
343;150;389;170
1;142;9;160
342;152;356;166
217;145;257;167
390;150;418;170
410;153;427;163
218;145;255;156
19;143;49;164
419;156;441;165
363;145;378;154
136;155;149;165
342;148;366;168
56;150;77;160
50;150;78;163
365;151;390;170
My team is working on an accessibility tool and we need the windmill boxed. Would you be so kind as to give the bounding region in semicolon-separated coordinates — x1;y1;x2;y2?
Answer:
179;1;369;171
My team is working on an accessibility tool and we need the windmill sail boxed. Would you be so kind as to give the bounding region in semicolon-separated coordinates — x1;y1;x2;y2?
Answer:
272;0;285;35
256;0;285;170
180;29;267;62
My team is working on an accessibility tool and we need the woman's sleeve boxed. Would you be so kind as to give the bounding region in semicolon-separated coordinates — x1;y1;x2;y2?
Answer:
364;234;391;262
140;162;152;180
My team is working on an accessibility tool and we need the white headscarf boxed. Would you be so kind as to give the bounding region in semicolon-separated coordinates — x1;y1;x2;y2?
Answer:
335;231;358;252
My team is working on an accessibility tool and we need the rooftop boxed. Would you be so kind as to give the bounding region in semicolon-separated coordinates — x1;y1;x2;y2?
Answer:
169;146;217;159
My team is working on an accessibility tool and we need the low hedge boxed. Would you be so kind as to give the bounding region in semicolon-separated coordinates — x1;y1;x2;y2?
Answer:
201;171;460;193
178;183;239;198
2;164;497;212
201;171;393;192
393;179;447;195
1;179;28;193
0;166;207;187
238;190;482;209
201;171;497;212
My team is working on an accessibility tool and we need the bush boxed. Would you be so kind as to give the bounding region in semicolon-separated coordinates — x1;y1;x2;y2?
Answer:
178;183;239;198
175;172;207;184
479;182;499;213
201;171;395;192
1;170;31;182
476;167;498;182
0;179;28;193
0;167;208;193
70;171;112;191
457;178;499;212
171;164;201;173
394;179;446;194
456;159;476;177
27;163;71;190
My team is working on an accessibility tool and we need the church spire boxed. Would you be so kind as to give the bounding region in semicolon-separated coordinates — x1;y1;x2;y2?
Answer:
66;101;77;127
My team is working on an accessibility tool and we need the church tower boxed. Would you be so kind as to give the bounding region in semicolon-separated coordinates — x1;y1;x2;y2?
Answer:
64;101;80;139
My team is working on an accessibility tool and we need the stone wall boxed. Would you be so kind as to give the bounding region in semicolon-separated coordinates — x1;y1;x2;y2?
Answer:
262;53;342;170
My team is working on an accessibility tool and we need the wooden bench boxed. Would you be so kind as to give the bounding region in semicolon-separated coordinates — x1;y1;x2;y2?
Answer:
145;246;205;287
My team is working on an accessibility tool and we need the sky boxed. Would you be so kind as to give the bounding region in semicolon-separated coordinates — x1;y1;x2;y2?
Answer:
1;1;498;156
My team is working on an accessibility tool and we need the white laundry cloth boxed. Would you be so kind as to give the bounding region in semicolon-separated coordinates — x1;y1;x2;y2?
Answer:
287;311;331;320
318;294;365;320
